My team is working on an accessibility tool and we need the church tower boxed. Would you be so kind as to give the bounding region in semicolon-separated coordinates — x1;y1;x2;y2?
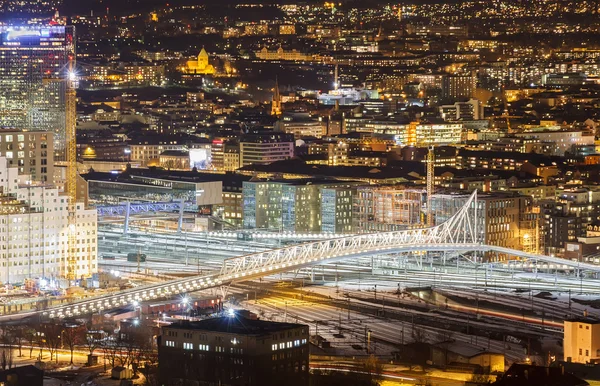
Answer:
271;77;282;116
198;48;209;69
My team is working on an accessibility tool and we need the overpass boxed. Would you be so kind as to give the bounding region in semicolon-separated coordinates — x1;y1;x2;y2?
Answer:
11;191;600;320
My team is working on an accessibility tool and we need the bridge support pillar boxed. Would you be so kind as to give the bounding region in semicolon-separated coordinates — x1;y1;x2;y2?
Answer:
177;199;185;233
123;202;131;235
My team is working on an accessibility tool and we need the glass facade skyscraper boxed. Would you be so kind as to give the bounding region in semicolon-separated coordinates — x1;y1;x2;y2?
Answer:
0;25;75;158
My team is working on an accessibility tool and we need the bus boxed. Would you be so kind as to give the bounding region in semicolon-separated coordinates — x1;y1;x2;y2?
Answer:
127;253;147;263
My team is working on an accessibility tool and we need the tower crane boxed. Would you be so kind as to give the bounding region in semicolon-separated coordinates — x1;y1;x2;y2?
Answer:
41;57;79;283
65;57;78;282
426;145;434;227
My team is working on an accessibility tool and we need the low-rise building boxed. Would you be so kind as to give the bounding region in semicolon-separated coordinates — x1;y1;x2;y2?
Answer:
564;318;600;364
240;132;294;167
158;317;309;386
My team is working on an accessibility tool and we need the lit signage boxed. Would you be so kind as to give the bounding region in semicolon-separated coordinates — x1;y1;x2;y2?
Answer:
6;29;40;41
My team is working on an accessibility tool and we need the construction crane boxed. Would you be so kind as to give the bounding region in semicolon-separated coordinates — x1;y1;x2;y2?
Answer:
42;56;78;282
426;145;435;227
65;57;78;282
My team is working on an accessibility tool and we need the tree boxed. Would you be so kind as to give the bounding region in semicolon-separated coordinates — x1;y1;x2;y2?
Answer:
41;322;62;363
6;326;24;357
0;327;13;370
24;328;36;359
84;326;101;358
62;324;85;365
102;332;120;369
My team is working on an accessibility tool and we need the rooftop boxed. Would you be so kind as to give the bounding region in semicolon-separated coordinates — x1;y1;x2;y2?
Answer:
166;316;306;335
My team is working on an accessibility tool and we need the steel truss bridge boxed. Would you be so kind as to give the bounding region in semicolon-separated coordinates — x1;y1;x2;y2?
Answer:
96;200;196;234
25;191;600;319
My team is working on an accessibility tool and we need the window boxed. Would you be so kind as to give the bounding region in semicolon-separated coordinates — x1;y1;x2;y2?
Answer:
165;340;175;347
272;344;277;351
586;326;590;330
183;342;193;350
579;348;583;355
199;344;210;351
586;350;589;356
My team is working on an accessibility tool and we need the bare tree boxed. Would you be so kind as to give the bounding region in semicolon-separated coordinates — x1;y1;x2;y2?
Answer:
24;328;36;359
102;332;120;369
8;326;25;357
62;324;85;365
34;329;44;360
42;322;62;363
0;347;12;370
84;326;101;358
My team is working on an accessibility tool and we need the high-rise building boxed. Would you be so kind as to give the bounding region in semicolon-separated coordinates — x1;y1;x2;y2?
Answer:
0;26;75;158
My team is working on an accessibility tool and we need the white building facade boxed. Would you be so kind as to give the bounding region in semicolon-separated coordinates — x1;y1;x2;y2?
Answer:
0;157;97;283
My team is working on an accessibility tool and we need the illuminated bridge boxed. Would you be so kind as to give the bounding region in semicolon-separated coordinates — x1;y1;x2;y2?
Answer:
10;191;600;320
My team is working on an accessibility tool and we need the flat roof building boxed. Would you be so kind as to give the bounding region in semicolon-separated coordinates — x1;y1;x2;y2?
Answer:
158;316;309;386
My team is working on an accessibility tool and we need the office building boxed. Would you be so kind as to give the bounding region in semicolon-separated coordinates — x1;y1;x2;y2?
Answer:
0;26;75;158
431;193;537;254
441;74;476;100
239;133;294;167
398;121;464;146
275;113;326;139
0;156;97;283
354;187;425;232
242;179;357;233
439;99;481;121
158;317;309;386
0;129;54;182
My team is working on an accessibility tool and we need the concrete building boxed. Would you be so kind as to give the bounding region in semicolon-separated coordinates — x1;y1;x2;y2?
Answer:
354;187;425;232
129;141;186;167
402;120;464;146
564;318;600;364
158;317;309;386
0;156;97;283
514;130;595;157
275;113;326;139
439;99;481;121
442;74;476;100
256;46;313;61
431;192;537;254
0;129;54;182
242;179;357;233
240;133;294;167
